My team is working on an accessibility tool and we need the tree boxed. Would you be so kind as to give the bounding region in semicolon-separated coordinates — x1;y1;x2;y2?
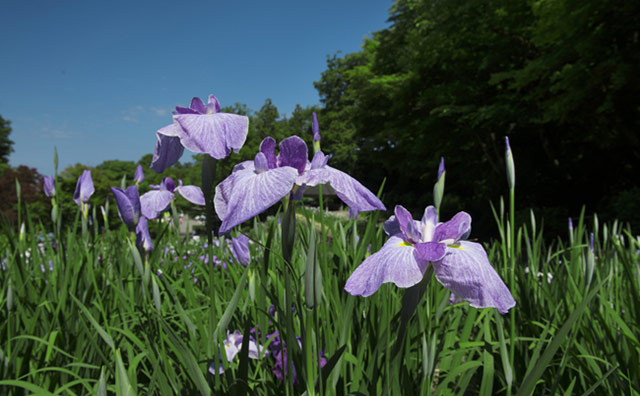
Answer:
0;115;14;164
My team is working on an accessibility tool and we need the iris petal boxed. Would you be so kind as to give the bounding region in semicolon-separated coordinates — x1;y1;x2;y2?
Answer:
176;185;205;206
140;190;174;219
174;113;249;159
344;236;428;297
111;186;141;229
432;241;516;314
277;136;308;174
219;166;299;234
433;211;472;242
150;134;185;173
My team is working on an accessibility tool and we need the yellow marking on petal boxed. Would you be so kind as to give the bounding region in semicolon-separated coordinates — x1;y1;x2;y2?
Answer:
448;244;464;250
398;241;414;247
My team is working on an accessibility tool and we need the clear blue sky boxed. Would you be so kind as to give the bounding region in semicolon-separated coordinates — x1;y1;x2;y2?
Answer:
1;0;392;176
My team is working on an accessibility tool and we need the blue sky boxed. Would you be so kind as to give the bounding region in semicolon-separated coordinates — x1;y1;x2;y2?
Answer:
0;0;392;176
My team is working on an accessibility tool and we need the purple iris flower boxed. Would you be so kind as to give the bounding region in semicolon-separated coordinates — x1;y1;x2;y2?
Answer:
43;175;56;197
111;185;141;230
231;234;251;266
208;330;264;375
150;94;249;173
344;205;515;314
73;170;94;208
215;136;386;234
136;216;153;252
140;177;205;219
134;165;144;184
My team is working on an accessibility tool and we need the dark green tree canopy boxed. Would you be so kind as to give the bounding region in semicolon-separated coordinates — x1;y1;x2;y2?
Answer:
0;115;14;164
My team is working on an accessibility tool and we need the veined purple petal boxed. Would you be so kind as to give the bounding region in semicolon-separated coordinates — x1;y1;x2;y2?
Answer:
312;112;321;142
111;185;141;230
136;216;154;252
277;136;308;174
415;241;447;262
73;170;94;205
150;133;184;173
134;165;144;184
44;175;56;197
173;113;249;159
219;166;298;234
433;241;515;314
297;166;386;214
140;190;174;219
345;236;428;297
433;212;472;243
214;172;237;220
176;184;205;206
394;205;421;243
231;234;251;266
260;137;277;169
190;97;206;114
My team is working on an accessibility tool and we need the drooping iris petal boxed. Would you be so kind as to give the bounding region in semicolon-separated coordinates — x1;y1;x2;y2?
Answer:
175;185;205;206
231;234;251;266
394;205;421;243
383;215;401;237
173;113;249;159
344;236;428;297
44;175;56;197
136;216;154;252
218;166;299;234
433;211;472;242
150;133;185;173
297;165;386;213
111;185;141;230
73;170;94;205
432;241;516;314
140;190;174;219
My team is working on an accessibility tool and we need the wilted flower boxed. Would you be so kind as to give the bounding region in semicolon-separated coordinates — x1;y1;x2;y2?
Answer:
215;135;385;234
43;175;56;197
111;185;141;230
345;205;515;314
73;170;94;210
140;177;205;219
134;165;144;184
151;94;249;173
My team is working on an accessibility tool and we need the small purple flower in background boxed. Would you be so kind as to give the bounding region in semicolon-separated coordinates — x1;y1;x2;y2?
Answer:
111;185;141;230
312;112;321;142
266;331;326;383
134;165;144;184
140;177;205;219
151;94;249;173
215;135;385;234
345;205;515;314
231;234;251;266
43;175;56;198
73;170;94;211
136;216;154;252
208;330;265;375
437;157;445;181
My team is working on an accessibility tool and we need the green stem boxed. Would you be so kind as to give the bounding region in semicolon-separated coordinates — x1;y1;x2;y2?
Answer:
508;187;516;394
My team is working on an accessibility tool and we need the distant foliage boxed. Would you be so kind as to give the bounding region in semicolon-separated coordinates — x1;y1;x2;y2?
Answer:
0;115;14;164
0;165;47;224
313;0;640;236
